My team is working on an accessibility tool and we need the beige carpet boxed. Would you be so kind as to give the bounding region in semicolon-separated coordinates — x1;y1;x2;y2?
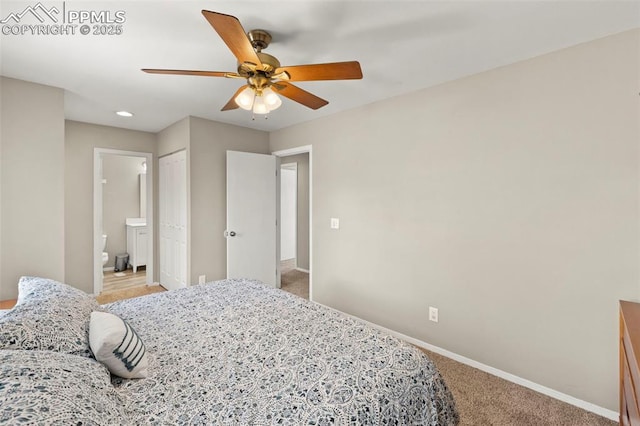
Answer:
281;268;310;299
95;285;165;304
280;259;310;300
420;348;615;425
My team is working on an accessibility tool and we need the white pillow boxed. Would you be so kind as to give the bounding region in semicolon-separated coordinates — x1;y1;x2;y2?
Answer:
89;311;148;379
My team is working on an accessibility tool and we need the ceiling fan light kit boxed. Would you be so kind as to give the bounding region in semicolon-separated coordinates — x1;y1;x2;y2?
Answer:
142;10;363;118
236;86;282;118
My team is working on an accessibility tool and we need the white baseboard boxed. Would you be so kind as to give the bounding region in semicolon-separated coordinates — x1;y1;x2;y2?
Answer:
102;266;114;272
295;267;310;273
313;301;618;422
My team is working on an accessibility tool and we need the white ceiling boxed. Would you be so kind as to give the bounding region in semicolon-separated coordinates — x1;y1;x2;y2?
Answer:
1;1;638;133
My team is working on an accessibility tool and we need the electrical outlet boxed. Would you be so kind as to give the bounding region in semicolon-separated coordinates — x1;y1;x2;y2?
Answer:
429;306;439;323
198;275;206;285
331;218;340;229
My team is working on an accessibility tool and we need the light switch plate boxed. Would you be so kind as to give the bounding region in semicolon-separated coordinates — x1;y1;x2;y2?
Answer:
330;218;340;229
429;307;439;323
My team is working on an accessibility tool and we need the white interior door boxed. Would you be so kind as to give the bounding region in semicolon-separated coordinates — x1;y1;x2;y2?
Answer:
227;151;279;288
159;150;187;290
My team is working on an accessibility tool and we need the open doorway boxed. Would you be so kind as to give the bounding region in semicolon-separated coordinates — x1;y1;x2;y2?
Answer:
273;146;311;300
93;148;154;296
280;162;297;267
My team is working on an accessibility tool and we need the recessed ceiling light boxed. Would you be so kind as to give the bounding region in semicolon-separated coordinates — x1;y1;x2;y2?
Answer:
116;111;133;117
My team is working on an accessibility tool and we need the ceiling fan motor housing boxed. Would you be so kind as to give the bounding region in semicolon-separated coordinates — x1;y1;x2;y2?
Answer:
237;30;281;78
247;29;272;51
256;52;280;73
249;30;280;73
237;52;281;81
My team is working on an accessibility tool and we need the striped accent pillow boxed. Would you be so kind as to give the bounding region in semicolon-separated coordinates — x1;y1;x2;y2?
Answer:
89;311;148;379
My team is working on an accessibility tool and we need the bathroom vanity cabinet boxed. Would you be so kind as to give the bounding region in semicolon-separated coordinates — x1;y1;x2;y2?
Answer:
126;218;147;273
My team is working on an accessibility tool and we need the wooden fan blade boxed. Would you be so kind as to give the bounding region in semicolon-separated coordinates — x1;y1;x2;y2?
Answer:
272;82;328;110
142;69;238;78
221;85;248;111
276;61;362;81
201;10;262;68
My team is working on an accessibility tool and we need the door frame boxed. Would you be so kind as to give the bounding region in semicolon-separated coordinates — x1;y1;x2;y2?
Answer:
93;148;154;295
271;145;313;301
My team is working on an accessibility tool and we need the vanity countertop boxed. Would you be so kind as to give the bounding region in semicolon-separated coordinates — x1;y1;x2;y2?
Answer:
126;218;147;227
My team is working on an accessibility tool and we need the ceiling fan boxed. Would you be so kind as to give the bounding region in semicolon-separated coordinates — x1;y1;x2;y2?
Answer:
142;10;363;116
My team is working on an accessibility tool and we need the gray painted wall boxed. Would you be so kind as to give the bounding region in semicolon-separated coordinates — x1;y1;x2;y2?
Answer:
0;77;65;300
64;121;156;294
64;116;269;292
102;154;145;268
153;115;271;285
188;116;270;284
269;29;640;411
280;153;310;271
157;117;189;157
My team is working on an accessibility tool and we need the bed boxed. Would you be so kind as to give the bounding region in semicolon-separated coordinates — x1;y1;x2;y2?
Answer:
0;276;458;425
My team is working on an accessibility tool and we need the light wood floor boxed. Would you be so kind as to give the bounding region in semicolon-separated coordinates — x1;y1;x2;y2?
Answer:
0;299;17;309
96;284;165;305
97;260;306;302
102;268;147;293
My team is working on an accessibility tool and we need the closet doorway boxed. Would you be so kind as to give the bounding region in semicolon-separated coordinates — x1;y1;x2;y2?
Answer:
158;150;188;290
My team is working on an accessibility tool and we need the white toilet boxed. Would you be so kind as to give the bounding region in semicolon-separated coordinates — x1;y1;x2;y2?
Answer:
102;235;108;268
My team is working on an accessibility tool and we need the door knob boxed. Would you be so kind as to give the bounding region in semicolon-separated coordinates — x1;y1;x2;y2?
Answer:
224;230;236;237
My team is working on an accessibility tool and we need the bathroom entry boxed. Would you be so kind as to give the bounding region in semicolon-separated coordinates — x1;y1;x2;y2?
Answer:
93;148;153;295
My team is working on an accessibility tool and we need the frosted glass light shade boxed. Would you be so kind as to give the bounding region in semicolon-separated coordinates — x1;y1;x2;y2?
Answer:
252;96;269;115
263;88;282;110
234;87;254;110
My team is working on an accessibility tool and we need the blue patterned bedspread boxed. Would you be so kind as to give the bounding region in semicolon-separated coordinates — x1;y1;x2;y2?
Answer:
106;279;458;425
